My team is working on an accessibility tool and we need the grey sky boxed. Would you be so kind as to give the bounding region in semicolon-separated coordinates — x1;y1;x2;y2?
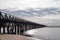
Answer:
0;0;60;26
0;0;60;9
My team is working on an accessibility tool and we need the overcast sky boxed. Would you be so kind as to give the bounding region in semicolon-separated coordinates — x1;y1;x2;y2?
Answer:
0;0;60;9
0;0;60;26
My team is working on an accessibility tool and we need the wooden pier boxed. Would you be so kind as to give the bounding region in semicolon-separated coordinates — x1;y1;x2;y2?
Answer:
0;11;46;35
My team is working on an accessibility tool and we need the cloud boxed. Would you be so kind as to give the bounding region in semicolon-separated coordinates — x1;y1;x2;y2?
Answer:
21;7;60;26
53;0;60;1
12;7;60;17
0;0;60;9
0;7;60;26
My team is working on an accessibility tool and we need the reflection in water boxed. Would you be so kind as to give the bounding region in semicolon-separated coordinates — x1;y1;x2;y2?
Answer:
24;27;60;40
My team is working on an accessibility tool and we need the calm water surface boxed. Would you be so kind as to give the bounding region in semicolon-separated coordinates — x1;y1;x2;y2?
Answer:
25;27;60;40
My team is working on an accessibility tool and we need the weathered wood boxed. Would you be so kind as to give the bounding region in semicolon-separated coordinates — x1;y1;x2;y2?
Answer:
0;11;46;35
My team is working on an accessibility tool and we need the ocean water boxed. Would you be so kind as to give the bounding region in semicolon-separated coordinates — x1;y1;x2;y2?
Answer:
24;27;60;40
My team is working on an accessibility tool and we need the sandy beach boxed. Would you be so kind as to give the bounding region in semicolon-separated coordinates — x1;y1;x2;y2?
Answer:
0;34;41;40
0;34;31;40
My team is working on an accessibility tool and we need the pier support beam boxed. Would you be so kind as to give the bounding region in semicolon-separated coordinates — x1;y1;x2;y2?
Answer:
3;27;5;33
0;27;1;33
